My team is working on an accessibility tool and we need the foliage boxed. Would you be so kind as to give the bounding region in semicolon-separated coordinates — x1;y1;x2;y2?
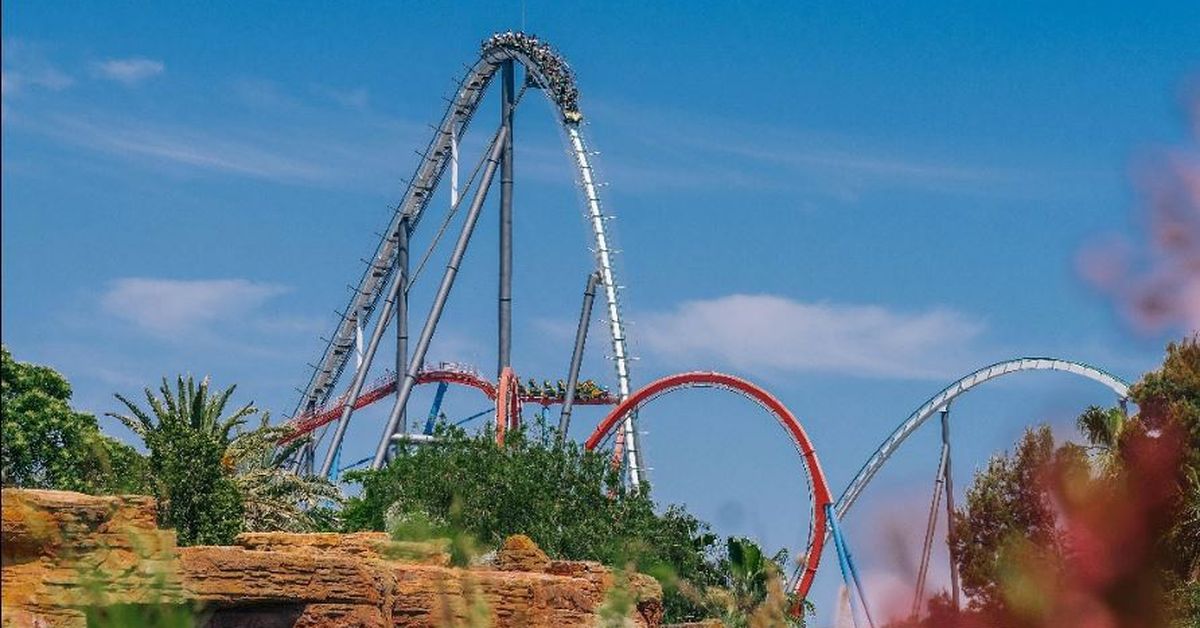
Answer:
223;415;342;533
1130;335;1200;582
1;345;147;494
342;421;729;622
385;498;478;567
948;426;1071;615
109;375;250;545
703;537;809;627
941;335;1200;626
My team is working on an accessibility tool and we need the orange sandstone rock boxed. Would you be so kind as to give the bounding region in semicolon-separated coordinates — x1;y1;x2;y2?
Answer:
2;489;664;627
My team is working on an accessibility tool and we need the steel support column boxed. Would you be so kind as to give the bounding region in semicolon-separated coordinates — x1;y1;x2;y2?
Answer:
941;407;962;612
558;271;599;439
395;217;410;429
498;59;514;377
371;125;509;470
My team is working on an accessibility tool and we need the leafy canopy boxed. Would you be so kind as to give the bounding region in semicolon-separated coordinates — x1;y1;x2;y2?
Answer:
943;336;1200;626
1;345;146;494
343;421;747;622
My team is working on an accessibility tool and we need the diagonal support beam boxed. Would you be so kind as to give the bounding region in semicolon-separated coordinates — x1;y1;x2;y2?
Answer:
912;433;950;618
941;407;962;612
371;125;510;470
558;271;600;440
317;248;409;478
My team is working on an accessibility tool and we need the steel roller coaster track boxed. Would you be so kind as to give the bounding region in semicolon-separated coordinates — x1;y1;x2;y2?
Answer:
834;357;1130;521
289;32;641;482
584;371;833;613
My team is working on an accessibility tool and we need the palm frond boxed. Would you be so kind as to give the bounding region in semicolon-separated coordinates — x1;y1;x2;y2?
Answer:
209;384;236;426
158;377;178;418
108;392;154;437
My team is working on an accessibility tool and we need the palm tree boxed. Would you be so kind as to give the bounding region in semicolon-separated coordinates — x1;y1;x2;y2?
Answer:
111;375;255;447
1076;405;1127;473
109;375;340;536
705;537;803;627
223;415;342;532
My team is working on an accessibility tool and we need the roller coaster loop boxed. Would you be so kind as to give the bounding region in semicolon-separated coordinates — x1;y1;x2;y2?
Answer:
584;371;832;610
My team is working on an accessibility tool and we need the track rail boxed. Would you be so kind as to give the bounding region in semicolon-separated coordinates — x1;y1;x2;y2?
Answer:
834;357;1130;520
584;371;832;609
291;33;637;479
282;367;617;443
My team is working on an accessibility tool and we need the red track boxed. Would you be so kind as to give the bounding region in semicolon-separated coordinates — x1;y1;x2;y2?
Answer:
281;368;617;443
584;371;832;609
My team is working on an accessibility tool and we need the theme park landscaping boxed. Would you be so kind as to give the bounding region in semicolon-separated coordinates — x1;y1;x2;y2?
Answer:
3;337;1199;626
2;30;1199;628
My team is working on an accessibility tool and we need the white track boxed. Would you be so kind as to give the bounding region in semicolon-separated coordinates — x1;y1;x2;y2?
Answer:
834;357;1130;520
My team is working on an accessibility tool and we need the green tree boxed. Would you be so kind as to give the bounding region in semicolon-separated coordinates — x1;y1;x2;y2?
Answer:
108;375;251;545
944;336;1200;626
1132;337;1200;579
342;423;729;622
948;426;1074;617
1;346;146;494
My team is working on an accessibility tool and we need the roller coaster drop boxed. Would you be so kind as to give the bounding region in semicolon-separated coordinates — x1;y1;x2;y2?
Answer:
287;32;642;482
285;32;1136;623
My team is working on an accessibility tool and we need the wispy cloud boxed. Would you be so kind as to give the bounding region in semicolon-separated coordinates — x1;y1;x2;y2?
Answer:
583;99;1025;199
313;85;370;110
7;71;417;187
40;113;333;182
100;278;289;338
91;57;164;85
2;41;74;98
638;294;985;379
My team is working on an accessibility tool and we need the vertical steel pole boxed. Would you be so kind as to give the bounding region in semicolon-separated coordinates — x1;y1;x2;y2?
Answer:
498;59;515;378
371;126;509;470
396;217;410;430
941;407;962;612
558;272;599;439
318;261;407;478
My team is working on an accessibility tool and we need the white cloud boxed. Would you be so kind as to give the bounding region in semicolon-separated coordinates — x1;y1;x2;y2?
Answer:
638;294;985;380
101;278;289;337
91;57;164;85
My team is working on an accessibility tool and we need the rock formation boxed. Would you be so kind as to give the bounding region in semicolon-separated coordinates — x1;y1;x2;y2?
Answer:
1;489;663;627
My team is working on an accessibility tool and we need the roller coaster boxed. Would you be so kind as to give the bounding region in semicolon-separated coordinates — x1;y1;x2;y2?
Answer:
286;32;641;482
284;32;1135;624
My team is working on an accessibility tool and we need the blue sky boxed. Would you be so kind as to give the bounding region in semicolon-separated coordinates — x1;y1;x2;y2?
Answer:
3;2;1198;624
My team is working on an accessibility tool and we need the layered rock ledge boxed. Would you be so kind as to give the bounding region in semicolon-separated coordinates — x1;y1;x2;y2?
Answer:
1;489;663;627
